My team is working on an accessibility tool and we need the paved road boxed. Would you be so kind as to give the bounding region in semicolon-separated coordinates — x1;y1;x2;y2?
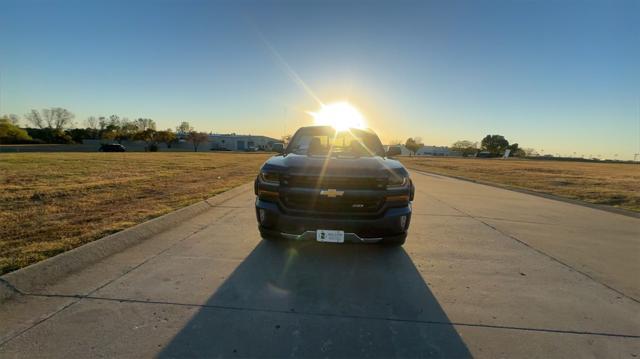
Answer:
1;171;639;358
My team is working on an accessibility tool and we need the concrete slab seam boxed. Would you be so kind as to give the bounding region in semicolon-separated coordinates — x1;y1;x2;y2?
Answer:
423;191;640;305
19;293;640;340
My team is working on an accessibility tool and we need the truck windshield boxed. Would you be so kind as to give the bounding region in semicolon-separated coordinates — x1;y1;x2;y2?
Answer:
287;127;385;157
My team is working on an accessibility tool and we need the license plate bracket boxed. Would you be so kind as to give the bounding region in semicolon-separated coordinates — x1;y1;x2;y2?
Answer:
316;230;345;243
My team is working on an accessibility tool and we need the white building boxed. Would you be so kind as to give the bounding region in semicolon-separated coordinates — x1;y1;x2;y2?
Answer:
384;145;413;156
416;145;459;156
208;134;280;151
384;144;461;156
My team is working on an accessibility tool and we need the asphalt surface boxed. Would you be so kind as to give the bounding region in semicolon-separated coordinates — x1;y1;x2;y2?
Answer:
1;170;639;358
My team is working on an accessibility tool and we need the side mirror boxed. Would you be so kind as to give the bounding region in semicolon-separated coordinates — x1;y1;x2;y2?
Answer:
386;147;401;157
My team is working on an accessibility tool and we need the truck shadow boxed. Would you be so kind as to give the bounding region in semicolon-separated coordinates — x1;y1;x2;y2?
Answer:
159;240;471;358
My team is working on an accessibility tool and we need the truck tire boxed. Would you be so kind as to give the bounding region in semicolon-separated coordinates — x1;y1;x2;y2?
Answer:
383;235;406;246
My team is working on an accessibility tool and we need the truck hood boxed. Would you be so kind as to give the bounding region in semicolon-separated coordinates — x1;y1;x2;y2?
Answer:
261;153;408;177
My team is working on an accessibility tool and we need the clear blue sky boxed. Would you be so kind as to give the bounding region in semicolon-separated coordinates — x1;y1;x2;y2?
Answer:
1;0;638;159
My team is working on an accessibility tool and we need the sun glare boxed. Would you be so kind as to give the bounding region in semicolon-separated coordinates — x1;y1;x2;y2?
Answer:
309;102;366;131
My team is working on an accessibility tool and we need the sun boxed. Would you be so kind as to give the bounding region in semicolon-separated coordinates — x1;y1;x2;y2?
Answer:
309;102;366;131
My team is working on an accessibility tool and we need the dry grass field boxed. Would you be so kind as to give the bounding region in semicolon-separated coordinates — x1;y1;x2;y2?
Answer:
401;157;640;212
2;153;637;275
0;152;269;274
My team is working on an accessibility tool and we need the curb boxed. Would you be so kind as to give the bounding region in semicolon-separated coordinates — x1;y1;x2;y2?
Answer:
410;169;640;219
0;182;253;302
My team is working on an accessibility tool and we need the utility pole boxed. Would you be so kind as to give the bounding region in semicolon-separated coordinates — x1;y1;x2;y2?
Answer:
636;99;640;162
0;70;3;115
283;107;287;139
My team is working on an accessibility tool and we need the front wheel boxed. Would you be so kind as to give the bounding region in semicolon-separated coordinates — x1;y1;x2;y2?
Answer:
382;234;406;246
259;228;282;241
261;234;281;241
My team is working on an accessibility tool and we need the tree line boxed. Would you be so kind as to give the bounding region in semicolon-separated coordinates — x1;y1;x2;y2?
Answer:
0;108;209;151
397;135;532;157
451;135;530;157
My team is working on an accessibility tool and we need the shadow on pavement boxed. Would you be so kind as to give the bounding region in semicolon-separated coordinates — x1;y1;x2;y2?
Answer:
159;240;470;358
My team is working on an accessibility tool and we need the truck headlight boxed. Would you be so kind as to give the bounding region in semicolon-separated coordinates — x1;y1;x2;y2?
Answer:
260;171;280;185
387;175;408;189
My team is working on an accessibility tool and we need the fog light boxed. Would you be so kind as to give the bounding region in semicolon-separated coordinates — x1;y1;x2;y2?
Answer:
259;209;267;224
400;215;407;229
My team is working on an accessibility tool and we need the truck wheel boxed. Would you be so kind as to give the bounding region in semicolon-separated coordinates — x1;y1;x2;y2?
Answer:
383;235;406;246
262;234;281;241
259;228;281;241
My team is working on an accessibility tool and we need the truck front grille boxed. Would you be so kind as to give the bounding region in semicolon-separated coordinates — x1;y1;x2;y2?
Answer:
284;175;385;190
283;193;382;213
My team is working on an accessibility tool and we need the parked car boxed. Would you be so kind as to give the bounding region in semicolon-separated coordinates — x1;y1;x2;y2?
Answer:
99;143;126;152
476;151;494;158
254;125;414;245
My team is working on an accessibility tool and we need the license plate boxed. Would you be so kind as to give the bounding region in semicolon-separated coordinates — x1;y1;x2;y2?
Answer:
316;230;344;243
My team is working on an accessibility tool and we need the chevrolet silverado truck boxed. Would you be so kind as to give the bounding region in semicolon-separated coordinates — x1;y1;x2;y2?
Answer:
254;125;414;245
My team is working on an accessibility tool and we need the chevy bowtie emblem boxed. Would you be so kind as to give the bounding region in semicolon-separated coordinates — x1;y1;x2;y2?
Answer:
320;189;344;198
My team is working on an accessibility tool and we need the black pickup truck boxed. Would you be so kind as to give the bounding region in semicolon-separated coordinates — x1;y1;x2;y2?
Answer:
254;125;414;245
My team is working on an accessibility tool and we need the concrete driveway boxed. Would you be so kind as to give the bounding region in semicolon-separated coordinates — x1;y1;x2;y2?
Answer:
1;171;638;358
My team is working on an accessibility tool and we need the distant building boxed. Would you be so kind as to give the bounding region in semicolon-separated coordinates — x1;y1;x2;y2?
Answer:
384;145;413;156
416;146;459;156
384;144;461;156
84;133;280;152
208;134;279;151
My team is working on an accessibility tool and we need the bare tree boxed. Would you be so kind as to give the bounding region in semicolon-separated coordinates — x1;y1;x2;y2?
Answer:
117;118;138;142
98;116;108;130
187;131;209;152
108;115;121;128
24;108;76;130
85;116;98;129
176;121;194;136
135;118;156;131
41;108;75;130
42;109;54;128
25;109;45;128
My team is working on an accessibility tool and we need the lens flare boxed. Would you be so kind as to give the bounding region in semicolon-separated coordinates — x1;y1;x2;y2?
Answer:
309;102;366;131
